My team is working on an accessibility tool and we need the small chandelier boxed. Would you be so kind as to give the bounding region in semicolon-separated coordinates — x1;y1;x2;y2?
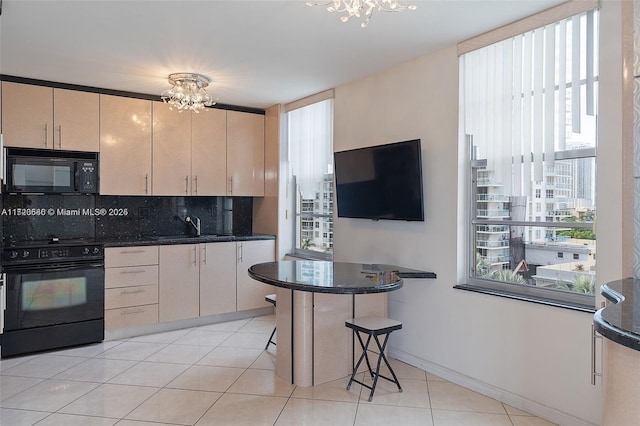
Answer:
307;0;416;28
161;73;215;112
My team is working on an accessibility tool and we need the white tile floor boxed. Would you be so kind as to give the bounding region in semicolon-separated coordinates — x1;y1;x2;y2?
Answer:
0;315;558;425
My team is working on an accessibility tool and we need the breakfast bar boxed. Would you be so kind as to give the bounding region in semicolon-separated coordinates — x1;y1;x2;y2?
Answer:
248;260;435;386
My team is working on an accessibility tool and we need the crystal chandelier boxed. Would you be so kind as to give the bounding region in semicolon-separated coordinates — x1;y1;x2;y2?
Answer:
161;73;215;112
307;0;416;28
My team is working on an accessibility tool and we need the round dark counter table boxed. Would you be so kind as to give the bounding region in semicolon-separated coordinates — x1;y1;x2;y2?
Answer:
594;277;640;351
247;260;435;387
248;261;407;294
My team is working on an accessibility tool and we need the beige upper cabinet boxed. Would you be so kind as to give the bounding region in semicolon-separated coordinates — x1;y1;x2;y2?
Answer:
1;82;99;151
152;103;228;196
152;102;192;195
53;88;99;151
227;110;265;196
1;82;54;149
192;108;227;195
100;94;152;195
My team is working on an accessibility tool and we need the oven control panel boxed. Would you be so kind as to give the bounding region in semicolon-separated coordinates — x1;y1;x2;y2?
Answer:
3;243;104;264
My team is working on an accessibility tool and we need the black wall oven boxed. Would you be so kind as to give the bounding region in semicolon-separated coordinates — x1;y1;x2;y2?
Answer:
1;241;104;357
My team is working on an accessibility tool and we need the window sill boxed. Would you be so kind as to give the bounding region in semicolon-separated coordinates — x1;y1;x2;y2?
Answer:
454;283;596;313
286;250;333;261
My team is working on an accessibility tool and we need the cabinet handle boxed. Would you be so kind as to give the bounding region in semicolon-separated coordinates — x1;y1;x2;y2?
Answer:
58;125;62;148
202;245;207;265
120;269;146;274
193;175;198;195
228;176;233;194
121;308;145;315
193;246;197;266
185;175;189;195
120;288;146;295
44;124;48;147
238;243;243;262
591;324;602;385
119;249;146;254
145;174;149;194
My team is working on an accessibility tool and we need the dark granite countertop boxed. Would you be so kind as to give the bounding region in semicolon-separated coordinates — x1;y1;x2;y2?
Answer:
248;261;435;295
100;233;275;247
594;278;640;351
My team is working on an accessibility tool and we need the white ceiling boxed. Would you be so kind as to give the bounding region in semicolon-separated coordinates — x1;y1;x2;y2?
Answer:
0;0;565;109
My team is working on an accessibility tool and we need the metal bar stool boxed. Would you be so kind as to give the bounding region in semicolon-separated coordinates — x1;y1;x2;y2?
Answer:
264;294;277;350
345;316;403;401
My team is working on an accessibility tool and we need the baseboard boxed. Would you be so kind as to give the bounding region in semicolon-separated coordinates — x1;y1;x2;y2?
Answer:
105;307;272;341
389;347;598;426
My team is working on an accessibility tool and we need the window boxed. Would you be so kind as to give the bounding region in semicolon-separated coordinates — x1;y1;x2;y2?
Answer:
461;9;598;310
288;98;334;259
573;253;580;260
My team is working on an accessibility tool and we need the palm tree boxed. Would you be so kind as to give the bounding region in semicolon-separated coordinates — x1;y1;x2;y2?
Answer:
484;269;526;284
475;253;490;277
572;275;595;294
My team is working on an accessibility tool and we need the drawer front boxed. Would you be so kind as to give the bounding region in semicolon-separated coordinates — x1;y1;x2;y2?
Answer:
105;284;158;309
105;246;159;268
105;304;158;330
105;265;159;288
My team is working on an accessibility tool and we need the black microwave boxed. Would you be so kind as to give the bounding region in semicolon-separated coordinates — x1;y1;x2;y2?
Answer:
5;148;99;194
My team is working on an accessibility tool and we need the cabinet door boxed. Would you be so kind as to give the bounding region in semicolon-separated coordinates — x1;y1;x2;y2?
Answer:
152;102;192;195
159;244;200;322
1;82;53;148
200;242;237;316
100;95;152;195
237;240;275;311
53;88;99;151
192;108;227;195
227;111;265;196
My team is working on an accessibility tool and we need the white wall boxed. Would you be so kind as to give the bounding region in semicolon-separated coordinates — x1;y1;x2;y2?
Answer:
331;3;628;422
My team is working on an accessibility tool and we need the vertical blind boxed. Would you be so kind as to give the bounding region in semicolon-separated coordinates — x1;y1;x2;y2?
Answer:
461;10;598;198
287;99;334;199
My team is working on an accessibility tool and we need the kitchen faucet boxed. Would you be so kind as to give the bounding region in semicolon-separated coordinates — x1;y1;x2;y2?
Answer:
185;216;201;237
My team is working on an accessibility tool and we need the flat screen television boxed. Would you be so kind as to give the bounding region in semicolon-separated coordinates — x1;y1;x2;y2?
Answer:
334;139;424;221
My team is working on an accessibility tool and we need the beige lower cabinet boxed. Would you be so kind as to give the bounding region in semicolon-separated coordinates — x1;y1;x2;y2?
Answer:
105;246;159;330
236;240;275;311
200;242;237;316
157;239;275;322
159;244;200;322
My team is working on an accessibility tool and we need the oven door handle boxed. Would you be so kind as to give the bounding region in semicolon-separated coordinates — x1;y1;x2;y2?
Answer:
3;262;104;272
0;272;6;335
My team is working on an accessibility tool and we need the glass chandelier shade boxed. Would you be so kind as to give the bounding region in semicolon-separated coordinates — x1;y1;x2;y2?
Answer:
161;73;215;112
307;0;416;28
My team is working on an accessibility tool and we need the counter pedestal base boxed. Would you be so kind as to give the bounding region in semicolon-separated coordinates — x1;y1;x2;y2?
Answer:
603;339;640;425
275;287;387;387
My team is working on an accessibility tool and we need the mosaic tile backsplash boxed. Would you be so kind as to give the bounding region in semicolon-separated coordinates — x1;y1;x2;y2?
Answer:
1;195;253;244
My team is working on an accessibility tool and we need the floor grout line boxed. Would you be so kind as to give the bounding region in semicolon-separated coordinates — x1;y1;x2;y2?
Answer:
0;315;558;426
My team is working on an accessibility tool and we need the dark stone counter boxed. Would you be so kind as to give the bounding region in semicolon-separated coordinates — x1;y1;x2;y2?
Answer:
248;261;435;295
594;278;640;351
100;233;275;247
